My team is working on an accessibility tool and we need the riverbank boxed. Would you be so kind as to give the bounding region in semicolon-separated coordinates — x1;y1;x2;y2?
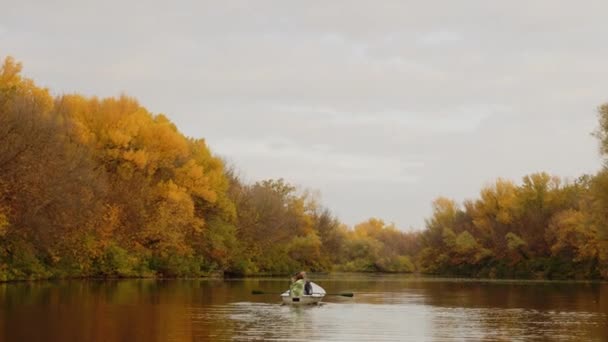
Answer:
3;268;606;284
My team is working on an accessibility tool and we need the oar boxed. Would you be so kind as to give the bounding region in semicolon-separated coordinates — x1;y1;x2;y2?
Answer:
251;290;354;297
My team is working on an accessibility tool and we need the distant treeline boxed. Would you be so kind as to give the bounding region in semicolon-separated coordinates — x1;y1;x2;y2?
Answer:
1;57;607;281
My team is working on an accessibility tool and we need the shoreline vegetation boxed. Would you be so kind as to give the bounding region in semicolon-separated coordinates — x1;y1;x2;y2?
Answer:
1;56;608;282
2;272;606;285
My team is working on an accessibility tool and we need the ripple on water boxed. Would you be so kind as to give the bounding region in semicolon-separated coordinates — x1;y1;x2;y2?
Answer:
187;300;606;342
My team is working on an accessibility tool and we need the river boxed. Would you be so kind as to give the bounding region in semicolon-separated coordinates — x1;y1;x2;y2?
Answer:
1;274;606;341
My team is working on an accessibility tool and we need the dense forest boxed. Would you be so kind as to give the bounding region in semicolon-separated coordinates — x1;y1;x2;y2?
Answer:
1;57;607;281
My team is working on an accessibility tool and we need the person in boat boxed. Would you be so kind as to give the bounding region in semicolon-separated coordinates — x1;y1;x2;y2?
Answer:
290;271;313;297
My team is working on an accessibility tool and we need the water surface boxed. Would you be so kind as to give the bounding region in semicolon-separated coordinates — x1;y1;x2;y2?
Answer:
1;274;606;341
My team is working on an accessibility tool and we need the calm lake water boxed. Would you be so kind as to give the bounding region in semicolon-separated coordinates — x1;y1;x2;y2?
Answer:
1;274;607;341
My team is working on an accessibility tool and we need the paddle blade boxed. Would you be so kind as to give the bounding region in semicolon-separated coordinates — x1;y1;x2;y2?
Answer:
251;290;265;295
339;293;354;297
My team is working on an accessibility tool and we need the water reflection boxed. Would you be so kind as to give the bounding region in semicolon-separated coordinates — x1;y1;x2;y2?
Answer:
0;275;606;341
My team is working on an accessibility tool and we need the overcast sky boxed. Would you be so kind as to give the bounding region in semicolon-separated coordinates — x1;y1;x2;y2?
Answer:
2;1;607;229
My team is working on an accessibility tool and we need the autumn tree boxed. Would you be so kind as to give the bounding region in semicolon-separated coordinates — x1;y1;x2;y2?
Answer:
0;57;106;280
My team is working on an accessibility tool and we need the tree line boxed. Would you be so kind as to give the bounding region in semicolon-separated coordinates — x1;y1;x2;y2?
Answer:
1;57;607;281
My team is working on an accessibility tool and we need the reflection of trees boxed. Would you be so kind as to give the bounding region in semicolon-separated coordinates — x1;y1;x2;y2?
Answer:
291;274;608;340
1;277;606;341
334;275;607;340
0;278;300;341
0;280;194;341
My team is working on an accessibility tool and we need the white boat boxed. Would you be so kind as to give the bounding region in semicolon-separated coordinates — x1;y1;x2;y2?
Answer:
281;281;326;305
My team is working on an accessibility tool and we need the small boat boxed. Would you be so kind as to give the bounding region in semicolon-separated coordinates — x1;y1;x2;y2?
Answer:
281;281;326;305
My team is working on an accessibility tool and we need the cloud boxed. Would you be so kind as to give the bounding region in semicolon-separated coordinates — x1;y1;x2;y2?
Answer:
273;104;497;134
416;30;464;46
213;137;423;184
